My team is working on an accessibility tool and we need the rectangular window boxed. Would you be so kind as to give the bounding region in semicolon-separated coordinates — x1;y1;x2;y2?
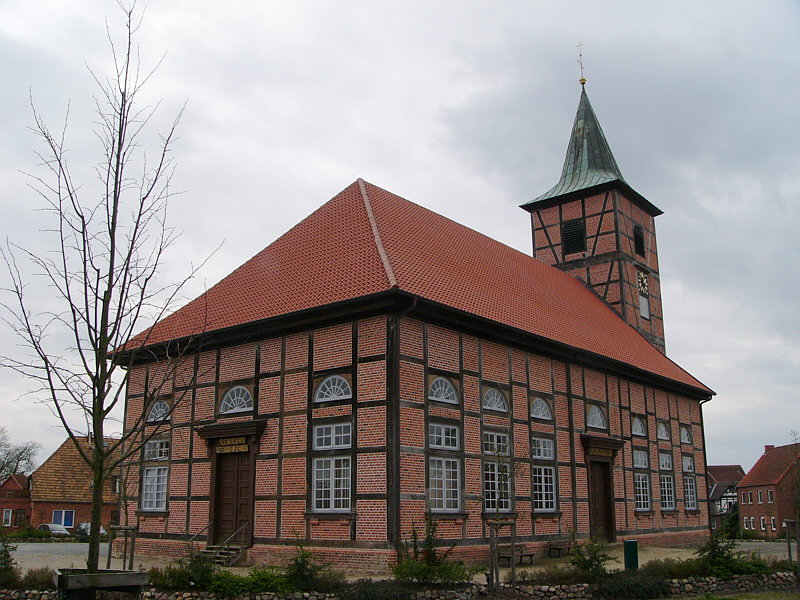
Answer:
562;219;586;255
748;491;753;504
142;466;168;511
483;462;511;512
144;439;170;460
634;224;646;257
429;423;459;450
768;489;774;503
639;293;651;320
52;509;75;527
313;422;352;450
771;517;776;531
13;510;25;527
750;516;755;529
659;452;673;470
531;437;554;459
712;519;717;530
313;457;351;511
660;474;675;510
634;473;651;511
2;509;10;527
743;518;748;530
760;516;766;531
483;431;509;456
633;449;649;468
532;466;556;512
682;456;695;472
741;492;746;504
685;476;697;510
429;457;460;512
757;490;763;504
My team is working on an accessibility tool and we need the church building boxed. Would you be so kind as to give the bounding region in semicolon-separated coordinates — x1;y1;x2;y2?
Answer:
121;84;713;568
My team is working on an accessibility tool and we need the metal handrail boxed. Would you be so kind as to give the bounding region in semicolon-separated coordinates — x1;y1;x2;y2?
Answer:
188;523;209;554
215;521;249;563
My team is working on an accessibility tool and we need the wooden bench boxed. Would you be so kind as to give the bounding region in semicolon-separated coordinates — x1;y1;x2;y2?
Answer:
547;538;574;558
497;544;535;566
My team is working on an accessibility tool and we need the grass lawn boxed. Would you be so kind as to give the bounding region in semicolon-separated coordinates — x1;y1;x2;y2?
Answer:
711;592;800;599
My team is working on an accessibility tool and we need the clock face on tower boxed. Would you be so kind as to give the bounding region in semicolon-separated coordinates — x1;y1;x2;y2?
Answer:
637;270;649;295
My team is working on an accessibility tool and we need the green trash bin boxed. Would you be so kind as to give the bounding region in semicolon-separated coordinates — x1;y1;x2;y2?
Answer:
624;539;639;570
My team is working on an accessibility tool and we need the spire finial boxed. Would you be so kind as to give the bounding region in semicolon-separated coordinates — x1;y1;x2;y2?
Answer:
577;42;586;86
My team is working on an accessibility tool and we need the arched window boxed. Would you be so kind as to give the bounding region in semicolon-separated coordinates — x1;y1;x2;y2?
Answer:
482;388;508;412
147;400;170;422
657;422;670;440
680;426;692;444
531;397;552;420
314;375;352;402
587;405;607;429
428;377;458;404
632;417;647;437
219;385;253;414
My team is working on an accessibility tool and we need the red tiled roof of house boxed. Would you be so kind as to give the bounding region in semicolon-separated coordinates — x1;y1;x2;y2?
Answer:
739;443;800;488
131;180;711;394
31;437;119;503
707;465;745;486
1;474;29;490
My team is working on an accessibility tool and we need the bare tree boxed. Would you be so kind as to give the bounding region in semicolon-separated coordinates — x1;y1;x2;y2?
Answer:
0;427;40;481
1;3;205;573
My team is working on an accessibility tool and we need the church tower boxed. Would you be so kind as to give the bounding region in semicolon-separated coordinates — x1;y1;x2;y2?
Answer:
521;83;666;352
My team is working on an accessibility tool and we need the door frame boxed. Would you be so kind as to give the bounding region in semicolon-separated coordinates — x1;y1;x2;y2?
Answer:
198;420;266;547
580;434;624;542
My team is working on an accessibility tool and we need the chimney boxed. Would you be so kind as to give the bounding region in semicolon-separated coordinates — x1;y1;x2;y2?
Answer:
765;444;775;453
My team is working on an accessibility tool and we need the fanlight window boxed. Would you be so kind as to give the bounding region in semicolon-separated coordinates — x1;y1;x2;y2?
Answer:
657;422;670;440
587;405;607;429
314;375;352;403
531;397;552;420
428;377;458;404
632;417;647;437
680;426;692;444
482;388;508;412
219;386;253;414
147;400;170;422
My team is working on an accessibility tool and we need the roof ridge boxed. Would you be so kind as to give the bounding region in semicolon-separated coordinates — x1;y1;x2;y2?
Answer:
358;178;397;288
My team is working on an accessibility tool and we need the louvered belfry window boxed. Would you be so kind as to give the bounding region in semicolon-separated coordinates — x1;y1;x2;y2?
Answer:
562;219;586;255
634;224;646;256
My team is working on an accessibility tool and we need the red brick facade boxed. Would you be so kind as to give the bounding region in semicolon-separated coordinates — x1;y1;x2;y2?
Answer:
738;444;800;539
0;476;30;530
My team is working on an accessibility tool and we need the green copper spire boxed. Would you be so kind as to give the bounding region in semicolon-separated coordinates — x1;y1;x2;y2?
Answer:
534;86;625;202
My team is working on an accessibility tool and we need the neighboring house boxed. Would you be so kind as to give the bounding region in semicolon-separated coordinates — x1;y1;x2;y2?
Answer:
738;443;800;539
120;83;714;568
30;437;120;530
0;475;31;530
706;465;745;531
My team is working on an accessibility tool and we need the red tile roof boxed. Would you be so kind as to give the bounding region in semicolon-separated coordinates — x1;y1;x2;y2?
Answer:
31;438;119;503
739;443;800;488
0;474;28;492
131;179;711;395
707;465;745;486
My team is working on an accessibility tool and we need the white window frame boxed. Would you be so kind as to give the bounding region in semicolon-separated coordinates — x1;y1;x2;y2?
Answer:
750;516;755;530
587;405;607;429
711;519;717;529
144;439;170;461
429;423;459;450
530;397;552;420
142;466;168;511
657;422;670;440
314;375;352;403
312;456;351;512
757;490;763;504
639;293;650;320
632;416;647;437
483;461;511;512
483;431;509;456
748;491;753;504
147;400;170;423
428;376;458;404
532;465;556;512
2;509;10;527
660;474;675;510
768;489;774;503
633;449;649;468
52;509;75;527
760;516;766;531
771;516;776;531
219;385;254;414
680;426;692;444
659;452;673;471
429;456;460;512
743;518;748;530
313;422;352;450
634;473;651;511
483;388;508;412
682;455;694;472
685;476;697;510
741;492;746;504
531;437;554;459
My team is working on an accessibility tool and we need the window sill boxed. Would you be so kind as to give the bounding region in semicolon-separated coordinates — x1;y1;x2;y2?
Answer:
661;509;678;515
634;510;654;516
531;511;561;518
482;511;517;520
304;511;356;521
136;510;168;517
685;509;700;515
429;511;467;520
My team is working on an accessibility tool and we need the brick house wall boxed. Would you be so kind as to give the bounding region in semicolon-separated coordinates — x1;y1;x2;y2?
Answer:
0;476;30;530
739;463;800;539
124;314;708;568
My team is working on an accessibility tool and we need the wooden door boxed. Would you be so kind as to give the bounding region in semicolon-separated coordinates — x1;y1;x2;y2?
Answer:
588;460;615;541
214;452;253;545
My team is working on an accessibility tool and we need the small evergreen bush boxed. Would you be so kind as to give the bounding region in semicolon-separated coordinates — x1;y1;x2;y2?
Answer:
393;514;472;585
639;557;709;579
0;534;21;590
568;536;614;581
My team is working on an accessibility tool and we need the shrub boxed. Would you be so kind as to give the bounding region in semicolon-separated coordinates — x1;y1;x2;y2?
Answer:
208;570;252;596
695;532;742;578
639;557;710;579
594;573;670;599
393;514;473;585
569;536;614;581
148;551;217;590
512;563;588;585
7;527;49;540
21;567;57;590
340;579;418;600
283;542;344;592
247;566;293;594
0;534;21;590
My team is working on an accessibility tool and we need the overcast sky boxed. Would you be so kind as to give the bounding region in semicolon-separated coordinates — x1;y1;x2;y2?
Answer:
1;1;798;474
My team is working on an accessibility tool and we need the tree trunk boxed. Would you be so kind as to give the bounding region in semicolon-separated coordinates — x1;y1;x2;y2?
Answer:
86;432;105;573
510;523;516;587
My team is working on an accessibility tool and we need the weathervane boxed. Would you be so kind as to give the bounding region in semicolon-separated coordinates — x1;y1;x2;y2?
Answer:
577;42;586;86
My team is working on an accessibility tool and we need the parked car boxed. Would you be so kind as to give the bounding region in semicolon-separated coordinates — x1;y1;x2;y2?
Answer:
38;523;70;536
76;522;107;537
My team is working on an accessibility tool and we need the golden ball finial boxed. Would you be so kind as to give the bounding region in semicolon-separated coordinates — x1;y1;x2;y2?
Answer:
580;77;586;86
